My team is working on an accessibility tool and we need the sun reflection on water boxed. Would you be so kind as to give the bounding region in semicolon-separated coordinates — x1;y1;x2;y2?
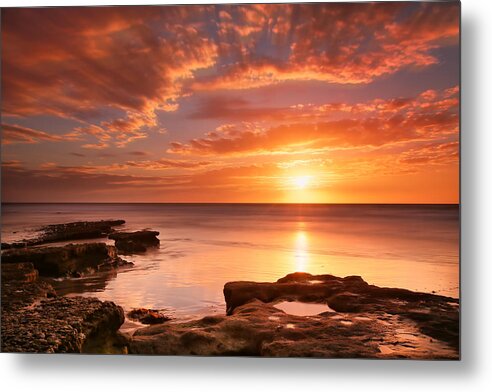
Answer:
294;229;309;272
23;204;459;316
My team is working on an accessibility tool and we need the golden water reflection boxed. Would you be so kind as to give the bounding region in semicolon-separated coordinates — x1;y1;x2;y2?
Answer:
294;229;309;272
7;204;458;316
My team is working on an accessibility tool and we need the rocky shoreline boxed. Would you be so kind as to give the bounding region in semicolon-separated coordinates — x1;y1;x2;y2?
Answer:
1;220;459;358
1;243;132;277
1;219;125;249
130;273;459;358
1;220;159;353
1;262;125;353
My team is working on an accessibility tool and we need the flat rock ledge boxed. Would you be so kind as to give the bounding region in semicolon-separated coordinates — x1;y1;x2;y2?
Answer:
1;219;125;248
1;263;125;353
129;273;459;359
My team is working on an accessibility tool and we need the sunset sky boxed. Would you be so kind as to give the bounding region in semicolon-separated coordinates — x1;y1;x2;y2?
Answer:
1;2;460;203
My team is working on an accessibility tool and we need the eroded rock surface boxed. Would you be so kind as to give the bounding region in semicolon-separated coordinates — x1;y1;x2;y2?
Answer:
1;263;56;312
129;273;459;359
109;230;160;254
1;262;39;283
225;272;459;351
1;263;125;353
1;243;132;277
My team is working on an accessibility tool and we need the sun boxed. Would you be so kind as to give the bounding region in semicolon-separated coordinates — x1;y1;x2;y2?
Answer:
293;176;311;189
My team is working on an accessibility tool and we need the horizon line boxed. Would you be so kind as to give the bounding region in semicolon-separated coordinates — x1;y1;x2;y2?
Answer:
0;202;460;206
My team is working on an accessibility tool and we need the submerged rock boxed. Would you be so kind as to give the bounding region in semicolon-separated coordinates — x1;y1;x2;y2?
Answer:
1;243;132;277
129;272;459;359
127;308;171;325
109;230;160;254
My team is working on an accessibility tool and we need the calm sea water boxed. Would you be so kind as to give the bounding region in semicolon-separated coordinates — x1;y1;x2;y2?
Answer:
1;203;459;318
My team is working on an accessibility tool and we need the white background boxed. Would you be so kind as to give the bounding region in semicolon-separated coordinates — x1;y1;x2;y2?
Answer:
0;0;490;390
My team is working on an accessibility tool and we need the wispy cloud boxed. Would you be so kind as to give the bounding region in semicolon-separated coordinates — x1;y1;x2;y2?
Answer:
1;123;78;145
2;3;458;148
1;3;459;203
168;86;459;156
2;6;218;147
191;3;459;90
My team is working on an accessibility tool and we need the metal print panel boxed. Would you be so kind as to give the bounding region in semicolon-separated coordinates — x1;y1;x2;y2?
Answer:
0;1;460;358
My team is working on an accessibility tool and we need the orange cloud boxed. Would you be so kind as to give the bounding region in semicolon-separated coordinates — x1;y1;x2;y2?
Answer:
123;159;213;170
398;141;459;166
2;3;459;150
2;152;458;203
1;161;170;202
190;96;292;121
1;158;239;202
1;123;77;145
2;6;218;147
191;2;459;90
14;158;215;175
169;86;459;156
1;160;23;167
74;112;159;148
0;3;459;204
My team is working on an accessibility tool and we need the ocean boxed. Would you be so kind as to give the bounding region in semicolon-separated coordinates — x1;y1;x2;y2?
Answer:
1;203;460;319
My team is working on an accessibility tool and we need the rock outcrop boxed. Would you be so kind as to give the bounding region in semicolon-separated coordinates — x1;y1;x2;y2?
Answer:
108;230;160;254
2;219;125;248
1;263;57;312
129;273;459;359
224;273;369;314
1;262;39;283
127;308;171;325
224;272;459;350
1;262;125;353
1;296;126;353
1;243;132;277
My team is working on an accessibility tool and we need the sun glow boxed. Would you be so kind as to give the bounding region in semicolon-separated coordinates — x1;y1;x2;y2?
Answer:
292;176;311;189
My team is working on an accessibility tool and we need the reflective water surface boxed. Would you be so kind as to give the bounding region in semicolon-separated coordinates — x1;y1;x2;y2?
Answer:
1;203;459;317
273;301;334;316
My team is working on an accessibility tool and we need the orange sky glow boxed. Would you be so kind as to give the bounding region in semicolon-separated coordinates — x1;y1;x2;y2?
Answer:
1;3;460;203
